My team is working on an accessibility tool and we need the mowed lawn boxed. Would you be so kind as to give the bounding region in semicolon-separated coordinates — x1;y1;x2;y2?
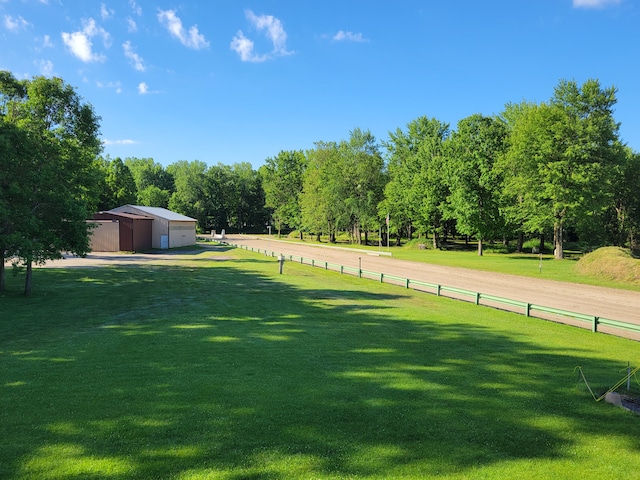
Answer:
1;246;639;479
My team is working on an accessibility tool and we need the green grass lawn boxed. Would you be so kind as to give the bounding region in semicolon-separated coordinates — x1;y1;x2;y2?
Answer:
1;246;639;479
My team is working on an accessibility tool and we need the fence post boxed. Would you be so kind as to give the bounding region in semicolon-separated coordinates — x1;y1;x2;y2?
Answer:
340;265;344;274
405;278;409;289
380;273;384;283
592;316;599;333
475;292;480;305
437;285;441;296
526;303;531;317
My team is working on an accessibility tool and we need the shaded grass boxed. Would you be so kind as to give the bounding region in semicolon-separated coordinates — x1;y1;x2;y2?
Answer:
1;247;640;479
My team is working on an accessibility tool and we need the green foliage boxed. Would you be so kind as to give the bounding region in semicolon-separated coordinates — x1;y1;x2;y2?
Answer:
499;79;624;259
260;150;307;235
382;117;450;246
302;130;385;244
443;114;508;255
0;71;102;294
98;156;137;210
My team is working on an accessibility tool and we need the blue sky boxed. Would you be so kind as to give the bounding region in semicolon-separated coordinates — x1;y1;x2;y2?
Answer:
1;0;638;168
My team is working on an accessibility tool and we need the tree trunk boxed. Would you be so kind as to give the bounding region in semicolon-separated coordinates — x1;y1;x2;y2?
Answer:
554;222;563;260
539;233;545;252
432;230;439;250
477;237;483;256
24;260;33;296
516;231;524;253
0;250;5;291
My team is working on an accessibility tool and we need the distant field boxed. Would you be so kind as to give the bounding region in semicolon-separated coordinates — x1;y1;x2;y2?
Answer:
1;247;639;479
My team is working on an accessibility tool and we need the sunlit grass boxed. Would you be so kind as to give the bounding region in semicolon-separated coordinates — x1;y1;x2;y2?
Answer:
1;246;639;479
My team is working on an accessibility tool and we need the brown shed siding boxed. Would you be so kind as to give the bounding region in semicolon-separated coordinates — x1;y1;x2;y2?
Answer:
88;220;120;252
93;212;153;251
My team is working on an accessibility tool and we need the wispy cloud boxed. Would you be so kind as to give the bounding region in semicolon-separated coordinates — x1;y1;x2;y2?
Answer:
138;82;148;94
333;30;367;42
96;80;122;93
126;17;137;33
573;0;622;8
103;138;136;145
100;3;114;20
4;14;31;33
35;59;53;76
123;40;145;71
42;34;53;48
61;18;110;63
157;9;209;50
231;10;292;62
129;0;142;16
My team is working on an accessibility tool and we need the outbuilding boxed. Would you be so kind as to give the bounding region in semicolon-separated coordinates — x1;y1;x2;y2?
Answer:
108;205;197;249
92;211;153;251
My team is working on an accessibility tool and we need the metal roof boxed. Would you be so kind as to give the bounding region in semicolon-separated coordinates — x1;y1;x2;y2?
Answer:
95;211;152;220
112;205;197;222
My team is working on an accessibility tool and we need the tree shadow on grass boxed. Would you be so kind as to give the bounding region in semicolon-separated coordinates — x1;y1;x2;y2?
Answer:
1;261;639;479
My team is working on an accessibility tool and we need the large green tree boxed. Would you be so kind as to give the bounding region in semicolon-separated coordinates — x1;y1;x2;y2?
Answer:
382;116;450;247
0;71;102;294
500;79;623;259
125;157;174;208
260;150;306;237
98;156;137;210
443;114;508;256
338;128;385;245
167;160;209;231
301;141;342;242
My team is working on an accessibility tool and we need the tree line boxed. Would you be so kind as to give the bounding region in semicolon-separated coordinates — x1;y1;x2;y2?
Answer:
2;70;639;294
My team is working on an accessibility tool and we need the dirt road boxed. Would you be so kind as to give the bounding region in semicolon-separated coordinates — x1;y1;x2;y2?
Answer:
224;235;640;340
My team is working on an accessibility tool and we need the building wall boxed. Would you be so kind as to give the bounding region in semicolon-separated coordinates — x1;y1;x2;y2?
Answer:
132;219;153;251
88;220;119;252
108;205;196;249
169;222;197;248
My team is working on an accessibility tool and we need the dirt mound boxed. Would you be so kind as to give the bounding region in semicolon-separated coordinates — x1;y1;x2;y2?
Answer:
575;247;640;285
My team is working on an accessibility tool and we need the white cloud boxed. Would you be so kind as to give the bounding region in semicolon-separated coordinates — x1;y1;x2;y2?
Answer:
230;31;267;62
61;18;111;63
231;10;292;62
123;40;145;71
4;15;31;32
157;9;209;50
36;59;54;76
103;138;136;145
129;0;142;16
573;0;622;7
43;34;53;47
96;80;122;93
126;17;137;33
333;30;367;42
100;3;114;20
138;82;148;94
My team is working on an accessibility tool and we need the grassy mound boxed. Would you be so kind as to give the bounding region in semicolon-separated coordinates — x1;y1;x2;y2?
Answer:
575;246;640;284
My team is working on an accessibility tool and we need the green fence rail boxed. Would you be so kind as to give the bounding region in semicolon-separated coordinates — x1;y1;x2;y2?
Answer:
219;241;640;339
